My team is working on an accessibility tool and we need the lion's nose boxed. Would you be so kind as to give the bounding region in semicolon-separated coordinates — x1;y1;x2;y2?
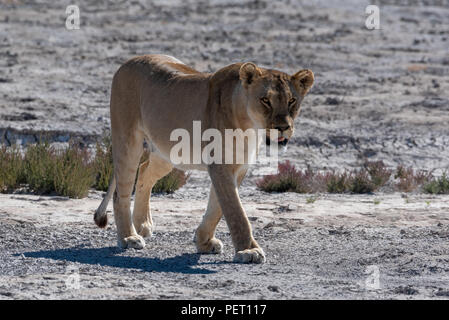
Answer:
275;125;291;132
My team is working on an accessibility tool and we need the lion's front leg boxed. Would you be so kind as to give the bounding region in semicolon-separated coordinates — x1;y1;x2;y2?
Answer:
194;185;224;254
195;168;248;255
207;164;265;264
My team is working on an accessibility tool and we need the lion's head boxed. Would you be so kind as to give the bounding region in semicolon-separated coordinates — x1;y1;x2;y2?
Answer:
238;62;314;147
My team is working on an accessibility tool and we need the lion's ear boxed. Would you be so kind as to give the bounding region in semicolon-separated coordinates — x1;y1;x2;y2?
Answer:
292;69;314;95
239;62;261;87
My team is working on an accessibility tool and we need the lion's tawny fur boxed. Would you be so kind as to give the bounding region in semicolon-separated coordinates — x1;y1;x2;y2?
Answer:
95;54;314;263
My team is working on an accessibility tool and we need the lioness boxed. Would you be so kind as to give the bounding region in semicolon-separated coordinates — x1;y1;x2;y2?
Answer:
94;54;314;263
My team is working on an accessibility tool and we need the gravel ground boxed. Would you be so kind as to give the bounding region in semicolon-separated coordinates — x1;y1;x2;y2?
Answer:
1;0;449;300
1;191;449;299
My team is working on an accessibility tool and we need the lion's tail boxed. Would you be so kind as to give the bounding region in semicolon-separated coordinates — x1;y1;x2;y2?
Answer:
94;175;116;228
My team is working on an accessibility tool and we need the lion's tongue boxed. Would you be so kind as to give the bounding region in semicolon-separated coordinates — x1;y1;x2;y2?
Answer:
277;136;286;142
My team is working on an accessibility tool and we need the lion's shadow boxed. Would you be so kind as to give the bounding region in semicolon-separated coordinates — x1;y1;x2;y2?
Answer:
22;247;217;275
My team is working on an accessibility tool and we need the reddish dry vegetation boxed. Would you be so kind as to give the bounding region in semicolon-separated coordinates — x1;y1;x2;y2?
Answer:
257;160;447;194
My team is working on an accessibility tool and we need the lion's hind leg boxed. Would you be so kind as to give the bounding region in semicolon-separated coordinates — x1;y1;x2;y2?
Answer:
112;129;146;249
132;153;173;238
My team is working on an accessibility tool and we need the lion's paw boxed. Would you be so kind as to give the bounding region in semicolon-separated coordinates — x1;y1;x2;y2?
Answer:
136;222;153;238
234;247;266;264
118;235;146;249
196;237;223;254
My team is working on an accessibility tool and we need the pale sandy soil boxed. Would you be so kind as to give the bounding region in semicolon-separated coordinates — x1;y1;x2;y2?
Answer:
1;189;449;299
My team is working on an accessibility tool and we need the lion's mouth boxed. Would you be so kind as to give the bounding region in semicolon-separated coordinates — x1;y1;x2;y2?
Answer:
265;136;289;146
278;137;289;146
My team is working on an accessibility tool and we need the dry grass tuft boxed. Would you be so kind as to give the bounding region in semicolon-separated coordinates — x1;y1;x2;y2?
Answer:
0;140;189;198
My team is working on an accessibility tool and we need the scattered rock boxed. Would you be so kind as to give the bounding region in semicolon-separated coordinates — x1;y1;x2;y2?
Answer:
2;112;37;121
324;97;340;105
394;286;419;295
268;285;280;292
435;289;449;297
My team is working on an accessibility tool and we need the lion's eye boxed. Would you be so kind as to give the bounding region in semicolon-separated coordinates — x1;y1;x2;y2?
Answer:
260;97;271;107
288;98;297;106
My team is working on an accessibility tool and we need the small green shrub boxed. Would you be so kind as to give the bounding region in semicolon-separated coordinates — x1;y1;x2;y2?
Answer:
306;196;318;204
0;145;25;192
52;145;95;198
350;169;376;193
152;169;189;194
364;160;392;188
423;173;449;194
93;137;113;192
23;142;57;194
326;171;351;193
23;142;94;198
